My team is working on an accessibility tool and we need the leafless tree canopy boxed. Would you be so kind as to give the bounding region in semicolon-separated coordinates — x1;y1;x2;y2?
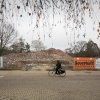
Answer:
65;40;100;57
0;22;18;56
0;0;100;40
31;40;46;51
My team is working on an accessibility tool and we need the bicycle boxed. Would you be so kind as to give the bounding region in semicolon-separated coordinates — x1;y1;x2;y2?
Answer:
48;67;66;77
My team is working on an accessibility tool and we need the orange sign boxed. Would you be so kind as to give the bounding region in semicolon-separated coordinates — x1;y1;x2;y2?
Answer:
74;58;95;70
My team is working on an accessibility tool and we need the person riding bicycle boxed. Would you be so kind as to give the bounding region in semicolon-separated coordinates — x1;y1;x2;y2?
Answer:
55;60;62;74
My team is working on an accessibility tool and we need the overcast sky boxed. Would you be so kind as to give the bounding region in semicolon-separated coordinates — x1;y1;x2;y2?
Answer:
12;1;100;51
17;14;100;51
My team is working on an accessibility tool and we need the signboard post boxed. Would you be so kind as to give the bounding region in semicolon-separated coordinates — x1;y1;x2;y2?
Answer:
74;58;95;70
0;57;3;68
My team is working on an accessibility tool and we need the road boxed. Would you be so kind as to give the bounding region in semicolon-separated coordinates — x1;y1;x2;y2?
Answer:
0;70;100;100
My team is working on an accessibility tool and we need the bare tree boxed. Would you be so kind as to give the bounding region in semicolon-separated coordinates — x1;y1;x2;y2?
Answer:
65;40;87;56
0;22;18;56
10;41;19;53
66;41;87;53
66;40;100;57
25;42;30;52
31;40;46;51
18;37;25;53
65;48;74;56
85;40;100;57
10;37;26;53
75;41;87;52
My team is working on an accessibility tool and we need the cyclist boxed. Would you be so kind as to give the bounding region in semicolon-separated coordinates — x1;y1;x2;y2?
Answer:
55;60;62;74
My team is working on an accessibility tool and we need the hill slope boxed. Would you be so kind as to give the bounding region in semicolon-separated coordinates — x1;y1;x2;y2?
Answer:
4;48;73;69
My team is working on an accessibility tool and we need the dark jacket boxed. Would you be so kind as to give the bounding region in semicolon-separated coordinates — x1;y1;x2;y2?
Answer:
56;61;61;68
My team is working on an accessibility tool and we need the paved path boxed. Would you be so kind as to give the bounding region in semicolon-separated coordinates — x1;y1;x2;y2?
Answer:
0;70;100;100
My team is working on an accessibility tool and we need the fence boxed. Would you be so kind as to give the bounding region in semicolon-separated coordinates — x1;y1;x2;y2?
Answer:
96;58;100;69
0;57;3;68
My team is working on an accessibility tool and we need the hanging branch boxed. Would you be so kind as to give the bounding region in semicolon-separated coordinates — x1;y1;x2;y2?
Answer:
0;0;100;43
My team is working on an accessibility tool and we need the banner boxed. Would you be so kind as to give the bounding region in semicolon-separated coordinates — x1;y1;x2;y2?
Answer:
96;58;100;69
74;58;95;70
